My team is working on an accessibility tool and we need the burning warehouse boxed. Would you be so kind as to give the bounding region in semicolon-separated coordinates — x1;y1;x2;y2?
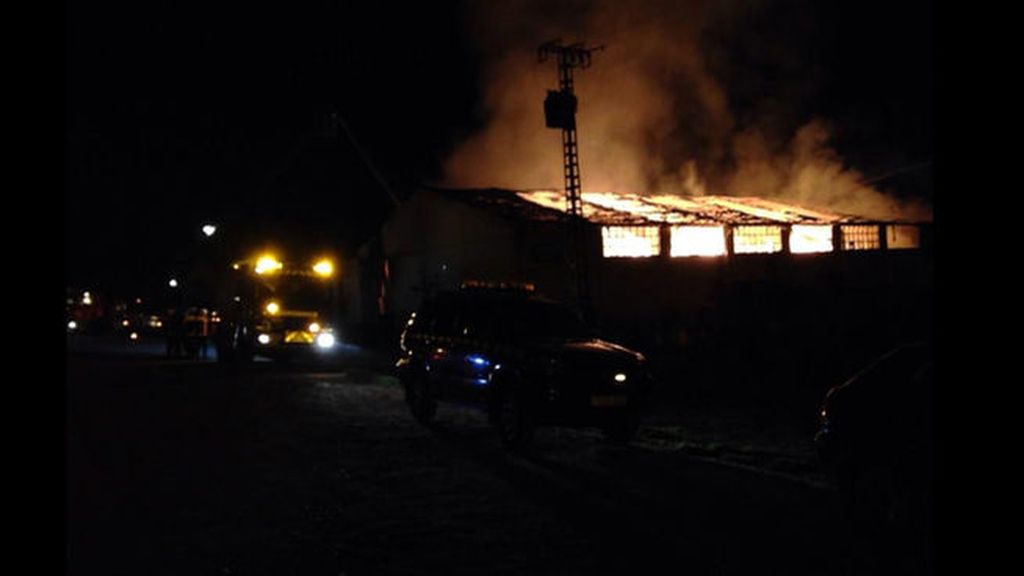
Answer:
345;186;931;351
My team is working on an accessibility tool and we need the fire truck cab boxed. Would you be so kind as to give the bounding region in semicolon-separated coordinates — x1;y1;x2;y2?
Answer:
213;252;339;363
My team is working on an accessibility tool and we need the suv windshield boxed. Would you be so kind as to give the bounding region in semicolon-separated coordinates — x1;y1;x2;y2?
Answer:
503;300;592;341
415;293;594;343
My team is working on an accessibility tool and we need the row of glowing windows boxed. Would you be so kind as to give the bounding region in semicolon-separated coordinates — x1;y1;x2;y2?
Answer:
600;224;920;258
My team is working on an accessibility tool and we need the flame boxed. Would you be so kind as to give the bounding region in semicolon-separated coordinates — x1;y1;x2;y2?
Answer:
670;226;727;257
601;226;660;257
790;225;834;253
733;226;783;254
585;193;684;223
512;189;923;257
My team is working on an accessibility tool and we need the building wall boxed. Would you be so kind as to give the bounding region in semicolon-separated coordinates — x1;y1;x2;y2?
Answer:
380;190;520;325
353;189;932;356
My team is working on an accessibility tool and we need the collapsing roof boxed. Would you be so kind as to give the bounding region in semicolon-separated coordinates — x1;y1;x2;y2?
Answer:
520;190;882;225
425;187;927;256
429;187;887;225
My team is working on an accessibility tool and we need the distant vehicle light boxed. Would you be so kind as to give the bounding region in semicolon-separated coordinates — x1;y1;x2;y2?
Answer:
67;320;78;331
122;319;130;327
614;373;627;383
308;322;321;333
129;332;139;340
316;332;336;349
258;334;271;345
255;254;283;275
168;278;179;288
265;301;280;315
313;259;334;277
202;224;217;237
82;292;93;306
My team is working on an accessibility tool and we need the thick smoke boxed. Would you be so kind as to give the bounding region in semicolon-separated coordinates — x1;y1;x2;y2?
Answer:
442;0;931;221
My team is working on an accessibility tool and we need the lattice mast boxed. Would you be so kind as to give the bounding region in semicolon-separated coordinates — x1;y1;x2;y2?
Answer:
538;40;603;304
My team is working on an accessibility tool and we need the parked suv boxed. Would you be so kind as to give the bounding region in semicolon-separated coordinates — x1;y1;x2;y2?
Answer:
396;286;653;448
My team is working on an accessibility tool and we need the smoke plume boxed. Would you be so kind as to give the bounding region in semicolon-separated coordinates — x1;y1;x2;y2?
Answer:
442;0;931;221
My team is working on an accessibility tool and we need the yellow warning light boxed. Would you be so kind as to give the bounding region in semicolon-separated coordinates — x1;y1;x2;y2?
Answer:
265;301;280;315
312;259;334;278
255;254;283;275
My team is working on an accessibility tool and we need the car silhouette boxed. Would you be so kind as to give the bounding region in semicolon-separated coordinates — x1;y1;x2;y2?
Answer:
815;341;934;559
396;285;653;449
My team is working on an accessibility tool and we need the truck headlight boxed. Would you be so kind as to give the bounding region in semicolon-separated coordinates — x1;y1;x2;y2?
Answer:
315;332;335;349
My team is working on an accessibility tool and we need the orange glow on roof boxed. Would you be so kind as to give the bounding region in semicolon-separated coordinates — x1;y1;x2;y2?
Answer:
516;190;860;226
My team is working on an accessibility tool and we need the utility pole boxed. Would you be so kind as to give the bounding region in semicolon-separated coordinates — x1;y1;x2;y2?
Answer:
538;40;603;307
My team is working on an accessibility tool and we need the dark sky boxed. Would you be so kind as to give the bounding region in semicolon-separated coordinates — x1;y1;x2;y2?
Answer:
65;0;932;297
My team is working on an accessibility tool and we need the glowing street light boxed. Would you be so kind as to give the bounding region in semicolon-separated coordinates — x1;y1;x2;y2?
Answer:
169;278;179;288
202;224;217;237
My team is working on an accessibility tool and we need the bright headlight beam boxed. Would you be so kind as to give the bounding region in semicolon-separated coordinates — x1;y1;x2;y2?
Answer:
316;332;335;349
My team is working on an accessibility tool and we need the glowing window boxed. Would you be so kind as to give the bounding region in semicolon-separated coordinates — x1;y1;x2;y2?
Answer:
732;226;783;254
790;225;834;253
886;225;920;249
601;226;660;257
840;225;881;251
670;226;726;257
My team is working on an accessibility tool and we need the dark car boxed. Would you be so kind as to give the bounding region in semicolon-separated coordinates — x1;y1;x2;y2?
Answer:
815;342;934;548
396;286;653;448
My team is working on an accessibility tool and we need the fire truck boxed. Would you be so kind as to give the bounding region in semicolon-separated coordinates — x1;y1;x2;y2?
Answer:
212;252;339;363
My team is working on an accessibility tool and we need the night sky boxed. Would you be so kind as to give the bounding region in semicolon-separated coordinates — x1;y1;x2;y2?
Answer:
65;0;933;298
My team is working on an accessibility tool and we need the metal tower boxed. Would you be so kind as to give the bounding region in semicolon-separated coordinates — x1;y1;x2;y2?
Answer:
538;40;603;305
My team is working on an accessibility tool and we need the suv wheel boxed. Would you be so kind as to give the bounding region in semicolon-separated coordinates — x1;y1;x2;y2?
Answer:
405;372;437;426
496;389;535;450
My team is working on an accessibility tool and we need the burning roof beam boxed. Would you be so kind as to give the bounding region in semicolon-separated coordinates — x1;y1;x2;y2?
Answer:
516;190;863;226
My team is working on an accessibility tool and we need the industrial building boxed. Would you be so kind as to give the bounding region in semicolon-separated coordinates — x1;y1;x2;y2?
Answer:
344;186;932;352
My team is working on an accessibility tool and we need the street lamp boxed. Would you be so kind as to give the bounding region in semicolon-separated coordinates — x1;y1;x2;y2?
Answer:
169;278;179;288
202;224;217;237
